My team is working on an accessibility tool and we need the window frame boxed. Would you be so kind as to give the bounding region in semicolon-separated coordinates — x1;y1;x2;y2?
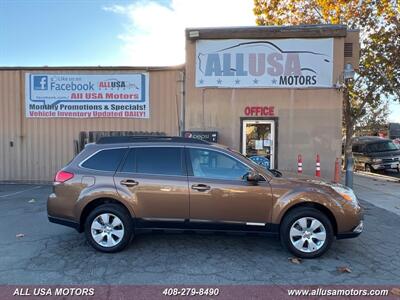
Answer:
118;146;187;177
79;147;129;172
185;146;254;181
119;148;136;173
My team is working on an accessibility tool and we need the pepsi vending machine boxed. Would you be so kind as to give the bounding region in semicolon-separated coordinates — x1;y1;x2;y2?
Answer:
182;131;218;143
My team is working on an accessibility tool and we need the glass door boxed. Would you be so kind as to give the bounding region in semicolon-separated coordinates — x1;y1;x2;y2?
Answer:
242;120;275;169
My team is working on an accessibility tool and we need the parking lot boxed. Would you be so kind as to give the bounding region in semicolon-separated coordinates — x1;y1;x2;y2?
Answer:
0;183;399;285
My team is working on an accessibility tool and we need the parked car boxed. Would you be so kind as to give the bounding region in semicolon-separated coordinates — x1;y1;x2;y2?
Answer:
393;138;400;149
48;136;363;258
352;136;400;172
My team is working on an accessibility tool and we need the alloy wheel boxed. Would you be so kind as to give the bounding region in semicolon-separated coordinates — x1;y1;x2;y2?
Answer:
90;213;125;248
289;217;326;253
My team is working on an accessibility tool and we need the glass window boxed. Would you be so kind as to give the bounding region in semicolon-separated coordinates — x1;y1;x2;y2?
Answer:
81;148;127;171
121;149;135;172
136;147;183;176
366;142;398;152
189;148;250;180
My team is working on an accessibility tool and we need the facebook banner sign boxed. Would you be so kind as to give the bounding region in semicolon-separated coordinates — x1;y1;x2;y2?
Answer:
25;73;149;118
196;38;333;88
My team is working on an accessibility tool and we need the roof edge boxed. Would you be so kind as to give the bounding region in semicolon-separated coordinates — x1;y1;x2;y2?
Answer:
186;24;348;40
0;65;185;71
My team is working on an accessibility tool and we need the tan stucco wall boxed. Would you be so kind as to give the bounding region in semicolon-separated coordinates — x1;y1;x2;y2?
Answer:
0;68;183;182
185;37;345;178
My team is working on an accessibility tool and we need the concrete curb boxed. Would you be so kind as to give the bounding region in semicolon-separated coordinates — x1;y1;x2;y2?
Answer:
354;171;400;183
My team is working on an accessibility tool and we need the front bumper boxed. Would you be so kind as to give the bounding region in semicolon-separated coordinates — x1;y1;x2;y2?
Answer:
336;220;364;239
372;161;399;170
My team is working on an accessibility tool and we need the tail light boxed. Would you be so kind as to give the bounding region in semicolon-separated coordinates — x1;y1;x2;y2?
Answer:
54;170;74;183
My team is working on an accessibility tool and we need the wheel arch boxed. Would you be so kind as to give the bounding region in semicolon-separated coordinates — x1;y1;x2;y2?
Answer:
79;198;132;232
279;202;338;235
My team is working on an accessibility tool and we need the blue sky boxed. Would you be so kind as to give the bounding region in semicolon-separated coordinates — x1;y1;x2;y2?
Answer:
0;0;398;121
0;0;135;66
0;0;253;66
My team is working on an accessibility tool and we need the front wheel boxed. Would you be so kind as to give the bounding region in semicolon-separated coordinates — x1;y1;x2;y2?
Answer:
84;204;133;253
280;207;334;259
365;164;374;173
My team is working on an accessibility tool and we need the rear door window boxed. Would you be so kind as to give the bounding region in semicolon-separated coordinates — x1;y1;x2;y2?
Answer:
135;147;184;176
81;148;128;171
120;149;135;172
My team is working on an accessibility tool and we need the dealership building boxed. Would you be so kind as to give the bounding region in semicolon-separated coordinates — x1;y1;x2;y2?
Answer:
0;25;359;182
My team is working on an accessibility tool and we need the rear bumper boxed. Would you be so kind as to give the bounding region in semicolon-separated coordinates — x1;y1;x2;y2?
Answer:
48;215;81;232
336;220;364;240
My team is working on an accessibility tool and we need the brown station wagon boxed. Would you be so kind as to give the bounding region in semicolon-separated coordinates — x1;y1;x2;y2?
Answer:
47;136;363;258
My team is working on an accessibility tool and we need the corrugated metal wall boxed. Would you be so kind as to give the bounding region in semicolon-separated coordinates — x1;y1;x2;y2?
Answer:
0;68;183;182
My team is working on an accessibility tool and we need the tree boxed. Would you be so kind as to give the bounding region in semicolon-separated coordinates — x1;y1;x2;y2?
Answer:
254;0;399;167
354;100;390;136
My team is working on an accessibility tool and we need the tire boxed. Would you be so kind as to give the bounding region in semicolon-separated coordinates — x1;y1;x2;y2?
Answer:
84;203;133;253
365;164;374;173
280;207;334;259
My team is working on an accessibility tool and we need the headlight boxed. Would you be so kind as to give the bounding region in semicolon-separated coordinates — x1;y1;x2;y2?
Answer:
331;185;358;204
372;158;382;163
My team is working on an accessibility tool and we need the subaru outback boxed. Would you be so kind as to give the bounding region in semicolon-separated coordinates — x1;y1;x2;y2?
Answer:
47;136;363;258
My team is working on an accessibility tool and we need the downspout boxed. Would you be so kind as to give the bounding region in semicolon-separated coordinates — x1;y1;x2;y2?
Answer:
178;70;185;135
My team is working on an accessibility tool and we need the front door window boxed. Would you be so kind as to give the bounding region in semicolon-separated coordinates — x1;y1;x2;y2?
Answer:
189;148;249;180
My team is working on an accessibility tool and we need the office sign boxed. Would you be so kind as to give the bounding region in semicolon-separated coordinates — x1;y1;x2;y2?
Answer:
25;73;149;118
196;39;333;88
244;106;275;116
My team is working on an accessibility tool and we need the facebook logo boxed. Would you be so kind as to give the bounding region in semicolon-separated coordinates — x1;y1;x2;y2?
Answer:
33;76;48;90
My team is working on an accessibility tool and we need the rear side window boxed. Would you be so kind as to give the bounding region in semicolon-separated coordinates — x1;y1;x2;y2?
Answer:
135;147;183;176
81;148;127;171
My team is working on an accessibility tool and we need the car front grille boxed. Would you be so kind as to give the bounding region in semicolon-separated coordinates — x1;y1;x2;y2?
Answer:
382;157;399;163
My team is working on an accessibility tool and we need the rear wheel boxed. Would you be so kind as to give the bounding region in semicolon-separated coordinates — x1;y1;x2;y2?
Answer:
84;204;133;253
280;207;333;259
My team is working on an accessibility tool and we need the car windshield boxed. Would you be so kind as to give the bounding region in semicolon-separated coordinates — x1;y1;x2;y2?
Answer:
226;148;275;177
366;141;398;152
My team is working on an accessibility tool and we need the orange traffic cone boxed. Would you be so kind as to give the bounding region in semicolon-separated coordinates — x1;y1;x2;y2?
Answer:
315;154;321;177
297;154;302;174
333;158;340;183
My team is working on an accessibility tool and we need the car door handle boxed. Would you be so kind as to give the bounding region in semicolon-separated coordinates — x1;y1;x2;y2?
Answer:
191;184;210;191
120;179;139;187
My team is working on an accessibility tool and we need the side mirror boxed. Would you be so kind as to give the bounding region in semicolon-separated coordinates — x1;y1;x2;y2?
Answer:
245;171;262;182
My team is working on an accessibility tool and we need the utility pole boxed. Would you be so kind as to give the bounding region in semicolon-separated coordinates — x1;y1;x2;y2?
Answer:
343;64;355;188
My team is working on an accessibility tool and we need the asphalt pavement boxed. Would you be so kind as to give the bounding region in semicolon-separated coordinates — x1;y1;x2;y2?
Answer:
0;182;399;285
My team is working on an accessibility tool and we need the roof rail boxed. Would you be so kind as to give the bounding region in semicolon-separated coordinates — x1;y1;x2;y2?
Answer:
96;135;211;145
353;136;388;141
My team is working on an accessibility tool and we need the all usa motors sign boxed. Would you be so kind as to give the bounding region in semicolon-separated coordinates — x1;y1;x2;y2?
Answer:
25;73;149;118
195;39;333;88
